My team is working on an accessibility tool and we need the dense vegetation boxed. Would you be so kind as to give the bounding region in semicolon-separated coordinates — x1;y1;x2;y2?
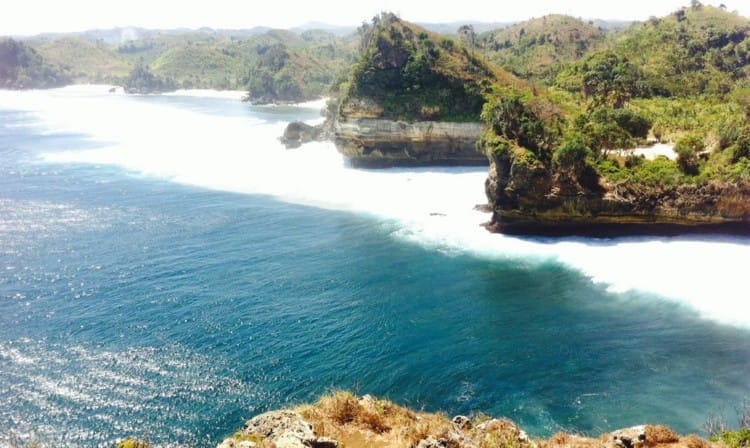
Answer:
339;13;516;121
34;37;132;84
553;5;749;97
477;3;750;190
3;28;356;101
0;38;70;89
480;15;607;84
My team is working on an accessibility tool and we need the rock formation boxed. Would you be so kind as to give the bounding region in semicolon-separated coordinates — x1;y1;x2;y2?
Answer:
218;393;724;448
334;118;486;167
484;147;750;235
280;121;324;149
218;410;338;448
331;13;514;167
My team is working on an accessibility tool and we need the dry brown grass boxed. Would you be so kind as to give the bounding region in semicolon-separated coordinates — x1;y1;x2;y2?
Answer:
296;391;451;448
646;425;681;445
477;419;532;448
293;391;721;448
682;434;712;448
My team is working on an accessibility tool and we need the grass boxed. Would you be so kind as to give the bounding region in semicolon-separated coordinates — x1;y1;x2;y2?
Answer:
282;391;728;448
295;390;452;448
645;425;681;445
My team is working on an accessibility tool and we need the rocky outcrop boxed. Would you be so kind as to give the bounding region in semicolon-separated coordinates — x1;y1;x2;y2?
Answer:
484;148;750;235
334;118;487;167
330;14;509;168
218;410;338;448
281;121;324;149
219;394;722;448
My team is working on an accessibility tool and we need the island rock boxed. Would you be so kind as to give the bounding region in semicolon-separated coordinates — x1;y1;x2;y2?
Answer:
332;13;517;167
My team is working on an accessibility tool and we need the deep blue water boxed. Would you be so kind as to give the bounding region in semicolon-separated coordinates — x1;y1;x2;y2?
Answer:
1;94;749;447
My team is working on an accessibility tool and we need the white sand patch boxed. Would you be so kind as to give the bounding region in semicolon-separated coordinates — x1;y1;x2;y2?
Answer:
633;143;676;160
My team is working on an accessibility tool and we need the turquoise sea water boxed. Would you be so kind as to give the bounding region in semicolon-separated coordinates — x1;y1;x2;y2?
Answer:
0;88;748;447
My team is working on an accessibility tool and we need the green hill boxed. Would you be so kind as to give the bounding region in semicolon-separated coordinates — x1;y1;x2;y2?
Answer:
555;5;749;97
339;12;519;122
612;4;749;96
34;37;132;83
235;29;356;102
480;15;607;84
0;38;70;89
150;45;242;89
123;28;356;98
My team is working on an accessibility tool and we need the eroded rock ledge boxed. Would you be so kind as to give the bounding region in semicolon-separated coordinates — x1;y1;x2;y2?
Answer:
218;392;721;448
485;149;750;236
334;118;487;168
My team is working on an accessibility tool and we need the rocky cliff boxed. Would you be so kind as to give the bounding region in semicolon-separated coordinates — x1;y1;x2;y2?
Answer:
332;13;517;167
335;118;486;167
484;147;750;235
216;391;729;448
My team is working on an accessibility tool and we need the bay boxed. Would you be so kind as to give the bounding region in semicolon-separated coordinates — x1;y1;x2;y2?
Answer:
0;87;748;447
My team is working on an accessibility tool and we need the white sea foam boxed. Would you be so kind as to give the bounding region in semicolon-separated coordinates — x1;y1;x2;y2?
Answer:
163;88;247;100
2;88;748;328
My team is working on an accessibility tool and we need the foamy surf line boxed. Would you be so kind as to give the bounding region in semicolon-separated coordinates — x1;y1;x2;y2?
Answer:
3;88;748;329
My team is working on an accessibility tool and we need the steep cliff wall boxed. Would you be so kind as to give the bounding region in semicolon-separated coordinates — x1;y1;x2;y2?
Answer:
334;118;486;167
484;148;750;235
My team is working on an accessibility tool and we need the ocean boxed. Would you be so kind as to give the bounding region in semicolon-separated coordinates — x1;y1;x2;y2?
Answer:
1;86;748;447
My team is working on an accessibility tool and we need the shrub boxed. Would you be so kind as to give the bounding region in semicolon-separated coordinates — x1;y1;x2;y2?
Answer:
728;134;750;163
674;133;704;175
553;134;591;172
116;439;150;448
710;429;750;448
631;156;685;185
326;390;360;424
645;425;680;444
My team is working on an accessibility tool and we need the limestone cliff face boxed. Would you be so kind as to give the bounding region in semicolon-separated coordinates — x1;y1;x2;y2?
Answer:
334;118;487;167
485;149;750;235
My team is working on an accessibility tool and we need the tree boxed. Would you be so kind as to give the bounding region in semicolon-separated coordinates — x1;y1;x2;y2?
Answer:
124;63;174;94
553;133;592;175
481;88;560;158
458;24;477;55
573;108;652;157
357;21;374;54
581;52;642;109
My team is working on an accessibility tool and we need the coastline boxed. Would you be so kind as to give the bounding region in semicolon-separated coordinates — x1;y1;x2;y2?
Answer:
4;87;749;329
211;392;732;448
3;84;750;447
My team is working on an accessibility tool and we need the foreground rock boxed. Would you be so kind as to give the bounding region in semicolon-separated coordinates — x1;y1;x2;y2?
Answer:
219;392;722;448
218;410;338;448
281;121;324;149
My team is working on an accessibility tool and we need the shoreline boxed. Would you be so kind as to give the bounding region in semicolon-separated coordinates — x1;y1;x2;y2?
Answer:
210;391;735;448
5;87;750;330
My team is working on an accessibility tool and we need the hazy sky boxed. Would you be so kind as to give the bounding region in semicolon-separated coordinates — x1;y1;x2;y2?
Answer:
4;0;749;35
